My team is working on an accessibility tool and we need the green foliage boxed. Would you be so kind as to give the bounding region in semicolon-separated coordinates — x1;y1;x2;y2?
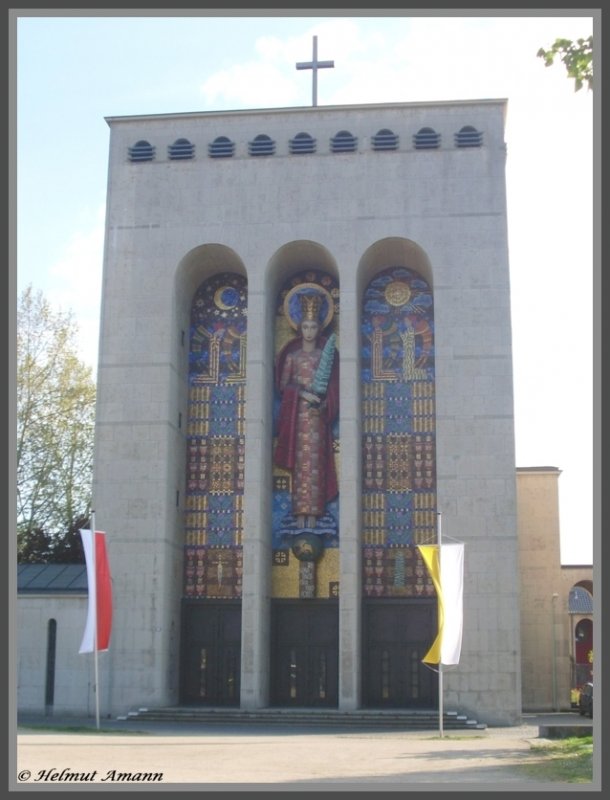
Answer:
48;516;88;563
18;723;146;735
18;514;89;564
17;526;54;564
537;36;593;91
17;286;96;562
517;736;593;783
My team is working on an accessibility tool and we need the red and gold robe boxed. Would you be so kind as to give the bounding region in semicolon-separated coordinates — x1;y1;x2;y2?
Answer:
274;335;339;516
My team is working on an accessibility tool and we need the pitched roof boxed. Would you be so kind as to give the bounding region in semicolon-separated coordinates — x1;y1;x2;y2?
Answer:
17;563;87;594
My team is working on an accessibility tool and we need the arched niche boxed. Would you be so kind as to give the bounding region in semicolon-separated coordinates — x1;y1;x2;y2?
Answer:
267;240;338;315
357;237;433;297
267;241;340;601
358;237;437;597
175;243;247;308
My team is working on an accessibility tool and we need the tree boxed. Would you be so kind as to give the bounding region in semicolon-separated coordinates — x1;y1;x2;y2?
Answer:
17;286;96;561
537;35;593;92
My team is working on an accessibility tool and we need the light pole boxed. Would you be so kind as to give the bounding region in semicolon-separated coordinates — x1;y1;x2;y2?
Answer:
551;593;559;711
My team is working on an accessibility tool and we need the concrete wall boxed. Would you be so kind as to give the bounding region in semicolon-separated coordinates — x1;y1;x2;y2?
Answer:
17;596;105;718
517;467;593;710
91;100;521;723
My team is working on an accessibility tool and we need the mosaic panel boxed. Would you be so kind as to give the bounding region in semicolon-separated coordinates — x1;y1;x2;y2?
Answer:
271;270;340;599
362;545;436;598
183;545;243;599
361;266;437;597
183;273;247;598
270;547;339;599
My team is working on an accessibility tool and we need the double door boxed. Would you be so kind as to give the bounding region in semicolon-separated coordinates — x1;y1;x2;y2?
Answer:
180;602;241;706
270;601;339;707
181;599;436;708
362;599;438;708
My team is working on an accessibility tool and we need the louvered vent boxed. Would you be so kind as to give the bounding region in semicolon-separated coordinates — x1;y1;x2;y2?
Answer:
330;130;358;153
208;136;235;158
128;140;155;162
168;138;195;160
248;134;275;156
372;128;399;151
289;132;316;154
413;128;440;150
455;126;483;147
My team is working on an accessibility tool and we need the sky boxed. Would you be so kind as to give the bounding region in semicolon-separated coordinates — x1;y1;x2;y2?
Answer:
13;10;597;565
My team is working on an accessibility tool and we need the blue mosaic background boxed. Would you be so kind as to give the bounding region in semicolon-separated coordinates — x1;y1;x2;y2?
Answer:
361;266;437;597
183;273;247;598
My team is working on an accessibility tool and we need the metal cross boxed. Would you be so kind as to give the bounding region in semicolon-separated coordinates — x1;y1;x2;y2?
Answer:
296;35;334;107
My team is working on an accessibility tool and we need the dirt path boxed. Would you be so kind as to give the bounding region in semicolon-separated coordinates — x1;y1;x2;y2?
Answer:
15;723;559;788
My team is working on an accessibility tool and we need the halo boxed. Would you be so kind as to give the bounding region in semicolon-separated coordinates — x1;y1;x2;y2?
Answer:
283;283;334;331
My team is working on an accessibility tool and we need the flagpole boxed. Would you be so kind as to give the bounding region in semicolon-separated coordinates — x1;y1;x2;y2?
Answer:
437;510;444;739
91;510;100;730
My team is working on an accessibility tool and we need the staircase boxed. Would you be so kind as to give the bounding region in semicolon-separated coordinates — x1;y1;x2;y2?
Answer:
119;706;486;731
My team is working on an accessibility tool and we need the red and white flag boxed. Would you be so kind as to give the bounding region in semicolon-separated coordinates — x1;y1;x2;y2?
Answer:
79;529;113;654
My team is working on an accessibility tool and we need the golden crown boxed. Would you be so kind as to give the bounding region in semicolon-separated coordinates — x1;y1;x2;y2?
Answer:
299;292;323;322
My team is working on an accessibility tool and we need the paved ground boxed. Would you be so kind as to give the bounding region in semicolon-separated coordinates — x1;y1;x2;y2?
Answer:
13;712;595;791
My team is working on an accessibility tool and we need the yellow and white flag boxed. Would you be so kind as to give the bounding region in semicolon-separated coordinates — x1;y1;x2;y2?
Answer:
418;542;464;666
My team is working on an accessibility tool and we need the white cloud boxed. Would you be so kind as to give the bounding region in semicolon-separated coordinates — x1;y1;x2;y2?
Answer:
46;206;105;371
201;61;299;108
201;20;403;108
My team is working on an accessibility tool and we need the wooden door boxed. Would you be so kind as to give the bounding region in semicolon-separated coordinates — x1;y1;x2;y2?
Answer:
363;600;438;708
270;601;339;707
180;602;241;706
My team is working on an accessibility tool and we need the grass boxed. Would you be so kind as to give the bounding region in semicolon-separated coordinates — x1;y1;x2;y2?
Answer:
17;723;148;735
515;736;594;783
427;732;594;783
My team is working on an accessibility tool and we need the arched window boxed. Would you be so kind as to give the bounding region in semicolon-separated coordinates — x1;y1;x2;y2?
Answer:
573;617;593;686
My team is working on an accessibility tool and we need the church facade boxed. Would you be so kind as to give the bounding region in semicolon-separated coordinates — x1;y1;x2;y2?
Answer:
92;99;521;725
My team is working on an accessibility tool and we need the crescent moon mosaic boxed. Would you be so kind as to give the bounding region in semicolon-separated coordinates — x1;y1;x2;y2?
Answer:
214;285;240;311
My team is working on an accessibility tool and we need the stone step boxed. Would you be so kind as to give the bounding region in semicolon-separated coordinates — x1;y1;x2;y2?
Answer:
119;706;486;730
538;723;593;739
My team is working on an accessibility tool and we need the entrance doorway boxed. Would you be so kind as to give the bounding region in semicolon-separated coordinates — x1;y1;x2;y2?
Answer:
362;599;438;708
270;600;339;707
180;601;241;706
